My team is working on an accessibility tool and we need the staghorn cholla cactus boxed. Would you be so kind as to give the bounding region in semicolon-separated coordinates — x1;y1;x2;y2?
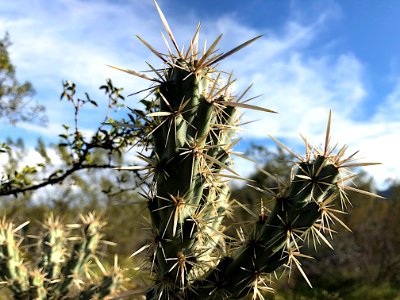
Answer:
111;2;380;299
0;213;123;299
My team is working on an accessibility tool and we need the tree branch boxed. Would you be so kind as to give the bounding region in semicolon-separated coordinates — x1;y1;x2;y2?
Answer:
0;164;119;197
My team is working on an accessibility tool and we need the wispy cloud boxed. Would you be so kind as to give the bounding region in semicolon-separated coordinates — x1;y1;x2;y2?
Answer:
0;0;396;188
1;0;165;128
206;6;395;188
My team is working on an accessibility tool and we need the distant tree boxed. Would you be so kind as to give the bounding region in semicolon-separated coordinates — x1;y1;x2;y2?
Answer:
0;32;46;124
350;182;400;284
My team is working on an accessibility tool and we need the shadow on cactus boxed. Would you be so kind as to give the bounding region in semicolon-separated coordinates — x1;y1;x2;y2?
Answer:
0;213;123;299
109;2;382;299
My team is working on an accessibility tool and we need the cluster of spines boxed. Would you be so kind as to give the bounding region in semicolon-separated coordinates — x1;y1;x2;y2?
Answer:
0;213;123;299
111;2;380;299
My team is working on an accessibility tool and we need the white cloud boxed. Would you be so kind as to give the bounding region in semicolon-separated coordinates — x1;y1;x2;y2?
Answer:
207;10;395;189
374;79;400;122
0;0;396;189
0;0;167;131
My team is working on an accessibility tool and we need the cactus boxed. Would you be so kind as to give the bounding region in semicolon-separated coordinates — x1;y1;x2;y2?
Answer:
0;213;123;299
111;2;380;299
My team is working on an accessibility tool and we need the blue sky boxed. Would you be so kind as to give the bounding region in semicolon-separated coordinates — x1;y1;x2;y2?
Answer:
1;0;399;188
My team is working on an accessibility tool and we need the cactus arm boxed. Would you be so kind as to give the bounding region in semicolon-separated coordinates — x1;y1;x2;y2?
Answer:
38;215;66;286
0;219;30;298
187;155;341;299
57;213;103;296
28;270;47;300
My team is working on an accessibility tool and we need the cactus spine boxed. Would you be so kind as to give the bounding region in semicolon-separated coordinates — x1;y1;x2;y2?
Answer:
112;2;380;299
0;213;123;299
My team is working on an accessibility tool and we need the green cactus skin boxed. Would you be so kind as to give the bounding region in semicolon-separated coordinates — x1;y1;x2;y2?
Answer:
0;213;123;300
111;2;380;299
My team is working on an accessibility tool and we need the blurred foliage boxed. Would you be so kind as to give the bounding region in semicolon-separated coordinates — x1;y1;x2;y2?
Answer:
0;213;123;299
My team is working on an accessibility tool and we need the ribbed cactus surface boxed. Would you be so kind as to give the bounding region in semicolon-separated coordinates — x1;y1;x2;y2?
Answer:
111;2;380;299
0;213;122;300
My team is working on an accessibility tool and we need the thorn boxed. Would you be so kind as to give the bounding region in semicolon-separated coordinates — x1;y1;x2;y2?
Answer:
324;110;332;156
154;0;182;58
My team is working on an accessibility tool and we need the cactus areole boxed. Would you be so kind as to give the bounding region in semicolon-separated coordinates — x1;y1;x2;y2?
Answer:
111;2;380;299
